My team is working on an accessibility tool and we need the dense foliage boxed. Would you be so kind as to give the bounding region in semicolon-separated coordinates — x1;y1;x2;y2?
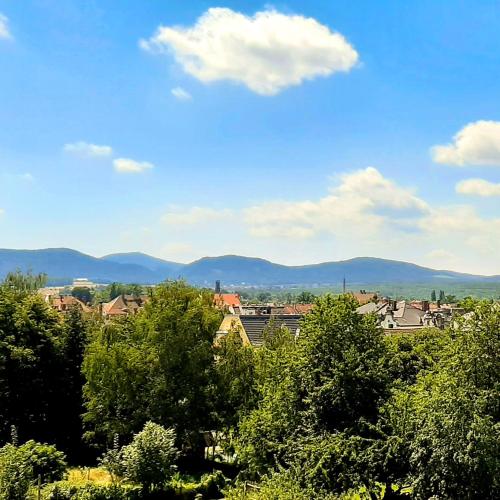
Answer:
0;274;499;498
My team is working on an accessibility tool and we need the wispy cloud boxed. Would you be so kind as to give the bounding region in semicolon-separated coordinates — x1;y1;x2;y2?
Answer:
141;7;358;95
0;13;12;40
64;141;113;158
171;87;192;101
113;158;154;174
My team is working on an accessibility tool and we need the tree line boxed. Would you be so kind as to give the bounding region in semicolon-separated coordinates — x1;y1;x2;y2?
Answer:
0;273;499;498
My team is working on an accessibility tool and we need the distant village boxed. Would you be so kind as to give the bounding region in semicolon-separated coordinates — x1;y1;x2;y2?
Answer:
38;277;471;348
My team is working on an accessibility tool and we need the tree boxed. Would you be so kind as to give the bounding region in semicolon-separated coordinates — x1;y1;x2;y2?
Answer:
83;281;222;453
430;290;436;302
71;286;92;304
121;422;178;491
387;302;500;498
299;294;389;433
59;306;91;459
296;291;316;304
438;290;445;302
214;330;257;430
0;278;68;447
235;295;391;493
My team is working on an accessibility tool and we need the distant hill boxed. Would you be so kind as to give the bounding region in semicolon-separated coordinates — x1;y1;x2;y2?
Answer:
102;252;183;276
0;248;498;286
0;248;161;284
180;255;500;286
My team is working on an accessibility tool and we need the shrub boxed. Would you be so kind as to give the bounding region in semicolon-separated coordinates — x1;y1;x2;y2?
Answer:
0;444;32;500
121;422;178;490
19;440;67;482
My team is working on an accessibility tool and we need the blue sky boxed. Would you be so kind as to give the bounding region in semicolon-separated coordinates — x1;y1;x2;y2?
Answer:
1;1;500;274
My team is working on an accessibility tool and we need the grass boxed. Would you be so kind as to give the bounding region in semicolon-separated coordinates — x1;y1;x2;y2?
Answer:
67;467;113;485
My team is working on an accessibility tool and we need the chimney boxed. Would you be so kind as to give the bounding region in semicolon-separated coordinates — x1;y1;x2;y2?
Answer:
215;280;221;294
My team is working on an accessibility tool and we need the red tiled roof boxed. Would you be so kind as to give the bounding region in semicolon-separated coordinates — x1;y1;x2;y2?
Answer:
214;293;241;308
282;304;314;314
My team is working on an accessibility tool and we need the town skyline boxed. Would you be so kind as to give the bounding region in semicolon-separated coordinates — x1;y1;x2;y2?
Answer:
1;1;500;274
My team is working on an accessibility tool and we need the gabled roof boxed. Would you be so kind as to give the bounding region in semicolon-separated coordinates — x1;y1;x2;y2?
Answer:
49;295;91;313
214;293;241;309
239;314;302;347
102;294;147;317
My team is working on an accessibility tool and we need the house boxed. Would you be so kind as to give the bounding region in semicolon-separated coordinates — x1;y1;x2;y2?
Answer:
357;299;459;333
101;294;148;318
217;314;302;347
213;293;242;314
48;295;92;314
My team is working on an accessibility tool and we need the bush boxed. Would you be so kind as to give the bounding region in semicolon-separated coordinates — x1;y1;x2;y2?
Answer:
121;422;178;490
166;470;228;498
0;444;32;500
19;440;67;482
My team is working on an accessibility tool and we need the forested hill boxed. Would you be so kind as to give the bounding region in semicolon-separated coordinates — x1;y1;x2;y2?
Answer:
0;248;498;286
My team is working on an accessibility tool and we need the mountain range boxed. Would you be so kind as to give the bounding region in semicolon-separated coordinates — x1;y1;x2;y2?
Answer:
0;248;498;287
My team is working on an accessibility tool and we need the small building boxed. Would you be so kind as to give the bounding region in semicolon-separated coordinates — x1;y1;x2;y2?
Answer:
213;293;242;314
72;278;97;289
101;294;148;318
48;295;92;314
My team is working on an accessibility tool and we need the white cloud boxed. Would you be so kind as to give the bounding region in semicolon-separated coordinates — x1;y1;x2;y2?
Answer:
0;14;12;40
162;206;233;225
431;120;500;166
113;158;154;174
141;7;358;95
0;208;4;217
245;167;429;239
64;141;113;158
171;87;192;100
456;178;500;197
419;205;500;258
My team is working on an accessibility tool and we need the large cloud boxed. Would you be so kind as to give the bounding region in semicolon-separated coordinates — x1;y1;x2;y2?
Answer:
244;167;429;238
0;14;11;40
456;178;500;197
432;120;500;166
141;7;358;95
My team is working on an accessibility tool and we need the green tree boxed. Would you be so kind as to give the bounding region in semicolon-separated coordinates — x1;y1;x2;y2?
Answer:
0;278;68;447
430;290;436;302
235;295;390;493
296;291;316;304
387;302;500;498
71;286;92;304
83;281;222;453
214;329;257;430
299;294;389;433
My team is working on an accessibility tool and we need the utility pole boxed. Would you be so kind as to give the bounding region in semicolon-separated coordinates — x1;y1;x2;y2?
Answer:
343;276;346;294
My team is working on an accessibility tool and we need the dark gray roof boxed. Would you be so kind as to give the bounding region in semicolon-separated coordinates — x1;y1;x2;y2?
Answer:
239;314;302;347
